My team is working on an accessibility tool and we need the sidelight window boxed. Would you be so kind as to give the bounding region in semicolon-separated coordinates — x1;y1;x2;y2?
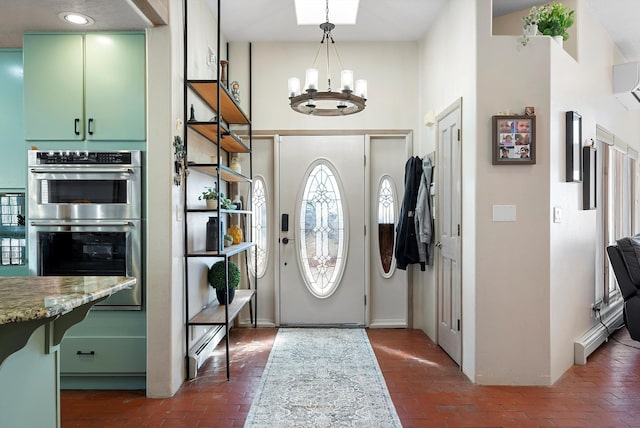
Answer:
377;176;397;276
250;176;268;278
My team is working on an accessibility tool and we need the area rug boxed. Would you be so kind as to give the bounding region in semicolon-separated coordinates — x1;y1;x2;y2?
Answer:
244;328;402;428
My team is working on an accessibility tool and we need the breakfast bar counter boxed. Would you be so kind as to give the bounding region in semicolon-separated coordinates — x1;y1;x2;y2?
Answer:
0;276;136;428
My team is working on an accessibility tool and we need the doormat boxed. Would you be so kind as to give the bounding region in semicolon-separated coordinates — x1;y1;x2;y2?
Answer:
244;328;402;428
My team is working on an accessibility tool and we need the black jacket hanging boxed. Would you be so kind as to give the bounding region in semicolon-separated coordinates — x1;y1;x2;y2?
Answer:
395;156;424;270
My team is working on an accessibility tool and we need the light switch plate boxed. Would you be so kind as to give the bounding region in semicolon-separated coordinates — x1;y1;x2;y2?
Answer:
553;206;562;223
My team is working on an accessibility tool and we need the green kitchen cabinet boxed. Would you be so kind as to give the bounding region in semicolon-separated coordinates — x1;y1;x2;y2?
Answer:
23;33;146;141
0;50;26;189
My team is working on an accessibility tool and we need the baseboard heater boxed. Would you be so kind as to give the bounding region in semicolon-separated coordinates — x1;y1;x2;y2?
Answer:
574;303;624;365
187;325;226;379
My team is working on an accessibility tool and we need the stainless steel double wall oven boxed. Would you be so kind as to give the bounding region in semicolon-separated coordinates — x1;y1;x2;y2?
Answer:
28;150;142;309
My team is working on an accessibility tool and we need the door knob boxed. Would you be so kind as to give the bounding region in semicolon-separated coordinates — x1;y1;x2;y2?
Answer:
282;237;290;244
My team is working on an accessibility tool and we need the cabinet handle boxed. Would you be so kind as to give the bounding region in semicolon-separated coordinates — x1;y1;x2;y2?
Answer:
76;350;95;356
74;118;80;136
88;118;94;135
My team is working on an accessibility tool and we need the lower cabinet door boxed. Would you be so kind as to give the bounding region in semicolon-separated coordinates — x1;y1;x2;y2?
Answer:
60;336;146;374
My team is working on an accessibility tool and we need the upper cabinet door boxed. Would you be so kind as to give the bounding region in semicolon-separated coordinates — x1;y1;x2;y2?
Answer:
24;34;85;140
85;34;146;141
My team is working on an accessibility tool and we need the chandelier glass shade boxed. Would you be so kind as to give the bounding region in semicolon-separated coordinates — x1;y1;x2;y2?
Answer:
288;3;367;116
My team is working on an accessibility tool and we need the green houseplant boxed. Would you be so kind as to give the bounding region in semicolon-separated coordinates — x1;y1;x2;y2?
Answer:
208;260;240;304
522;5;541;31
538;1;575;41
198;186;219;209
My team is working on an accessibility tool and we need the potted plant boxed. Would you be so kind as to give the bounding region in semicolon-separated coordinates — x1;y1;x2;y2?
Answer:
220;195;233;210
208;260;240;304
198;186;219;209
538;1;575;43
521;5;541;36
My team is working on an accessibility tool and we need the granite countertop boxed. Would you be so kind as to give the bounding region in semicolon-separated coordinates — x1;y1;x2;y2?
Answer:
0;276;136;325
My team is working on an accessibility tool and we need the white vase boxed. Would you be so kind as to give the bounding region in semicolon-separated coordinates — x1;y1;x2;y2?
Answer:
552;35;563;47
523;24;538;36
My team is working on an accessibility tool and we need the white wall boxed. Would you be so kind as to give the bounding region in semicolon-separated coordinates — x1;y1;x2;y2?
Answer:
245;42;419;326
416;0;478;380
473;0;640;385
547;1;640;381
145;0;185;398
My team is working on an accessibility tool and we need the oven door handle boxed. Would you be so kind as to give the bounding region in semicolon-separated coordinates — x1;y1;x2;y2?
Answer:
29;168;136;174
30;220;134;227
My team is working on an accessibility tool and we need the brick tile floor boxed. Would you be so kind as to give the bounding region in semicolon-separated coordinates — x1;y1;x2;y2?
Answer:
61;326;640;427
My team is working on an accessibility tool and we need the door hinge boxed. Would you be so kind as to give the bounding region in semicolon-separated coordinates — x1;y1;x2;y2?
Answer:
457;129;461;141
364;225;366;236
457;224;461;236
364;295;367;306
457;319;461;331
364;154;366;166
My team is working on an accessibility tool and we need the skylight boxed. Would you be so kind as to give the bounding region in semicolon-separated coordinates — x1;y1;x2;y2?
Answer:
294;0;359;25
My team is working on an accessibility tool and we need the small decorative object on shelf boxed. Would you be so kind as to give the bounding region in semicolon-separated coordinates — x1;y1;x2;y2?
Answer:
521;6;541;36
188;104;196;122
206;217;222;251
229;155;241;173
525;106;535;116
224;234;233;248
227;223;243;245
231;81;240;103
232;194;242;210
208;260;240;305
198;185;219;207
220;60;228;87
220;195;233;210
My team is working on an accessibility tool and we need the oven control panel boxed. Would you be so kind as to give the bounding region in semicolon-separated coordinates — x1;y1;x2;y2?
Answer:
34;151;134;165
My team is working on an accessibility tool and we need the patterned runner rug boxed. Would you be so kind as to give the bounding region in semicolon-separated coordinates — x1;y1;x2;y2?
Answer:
244;328;402;428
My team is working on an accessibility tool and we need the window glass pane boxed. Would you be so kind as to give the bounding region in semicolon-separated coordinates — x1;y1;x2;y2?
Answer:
377;177;395;274
250;177;268;278
299;162;346;298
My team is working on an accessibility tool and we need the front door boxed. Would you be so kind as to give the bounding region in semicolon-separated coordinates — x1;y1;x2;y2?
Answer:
436;100;463;364
278;135;366;326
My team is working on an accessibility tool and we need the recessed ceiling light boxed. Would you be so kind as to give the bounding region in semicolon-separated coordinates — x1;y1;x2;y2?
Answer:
295;0;359;25
58;12;95;26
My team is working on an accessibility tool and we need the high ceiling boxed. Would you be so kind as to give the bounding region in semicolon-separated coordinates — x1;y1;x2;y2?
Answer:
0;0;638;62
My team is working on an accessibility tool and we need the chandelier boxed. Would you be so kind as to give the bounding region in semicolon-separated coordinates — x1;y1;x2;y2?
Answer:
287;0;367;116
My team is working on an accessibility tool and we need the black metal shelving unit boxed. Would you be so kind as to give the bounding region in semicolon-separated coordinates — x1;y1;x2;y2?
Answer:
183;0;256;381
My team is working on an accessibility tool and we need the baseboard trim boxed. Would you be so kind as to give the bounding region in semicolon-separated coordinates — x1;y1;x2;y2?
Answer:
369;320;408;329
574;303;624;365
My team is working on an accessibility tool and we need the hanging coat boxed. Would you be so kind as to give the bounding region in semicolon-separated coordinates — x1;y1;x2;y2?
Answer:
415;156;434;267
395;156;424;270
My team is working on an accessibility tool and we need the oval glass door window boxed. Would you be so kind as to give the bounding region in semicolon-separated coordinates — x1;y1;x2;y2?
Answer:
250;176;268;278
377;176;396;276
298;161;347;298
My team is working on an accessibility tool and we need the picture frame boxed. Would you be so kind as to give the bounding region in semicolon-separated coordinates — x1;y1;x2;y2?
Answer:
566;111;582;182
492;115;536;165
582;145;596;210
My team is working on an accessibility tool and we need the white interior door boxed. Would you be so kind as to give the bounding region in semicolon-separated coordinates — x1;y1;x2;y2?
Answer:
278;135;366;326
436;101;462;364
